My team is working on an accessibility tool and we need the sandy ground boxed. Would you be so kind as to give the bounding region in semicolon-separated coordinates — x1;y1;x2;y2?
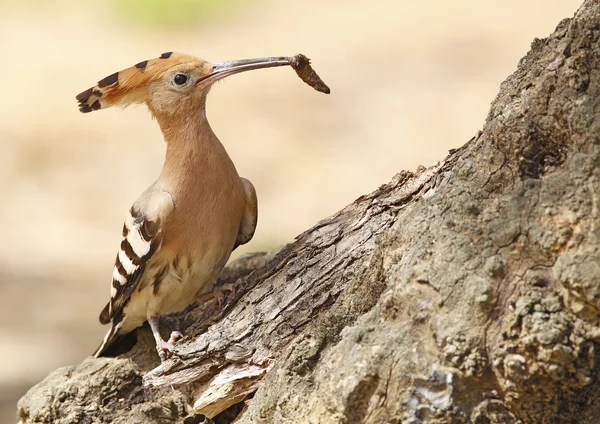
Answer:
0;0;582;421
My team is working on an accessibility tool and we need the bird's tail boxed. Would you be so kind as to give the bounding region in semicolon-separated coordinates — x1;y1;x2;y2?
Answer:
93;321;124;358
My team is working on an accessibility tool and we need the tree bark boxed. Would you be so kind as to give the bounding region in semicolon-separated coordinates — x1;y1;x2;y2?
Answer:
17;1;600;423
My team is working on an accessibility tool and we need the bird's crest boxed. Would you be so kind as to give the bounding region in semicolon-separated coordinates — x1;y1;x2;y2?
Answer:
75;52;202;113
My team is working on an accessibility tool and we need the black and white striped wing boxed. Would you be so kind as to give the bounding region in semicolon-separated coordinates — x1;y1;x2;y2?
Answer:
98;205;168;325
94;203;171;358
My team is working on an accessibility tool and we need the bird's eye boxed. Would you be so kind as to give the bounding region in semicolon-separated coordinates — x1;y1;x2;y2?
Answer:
174;73;189;85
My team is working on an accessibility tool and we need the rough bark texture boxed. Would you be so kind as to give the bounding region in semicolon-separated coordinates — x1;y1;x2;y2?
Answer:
17;1;600;423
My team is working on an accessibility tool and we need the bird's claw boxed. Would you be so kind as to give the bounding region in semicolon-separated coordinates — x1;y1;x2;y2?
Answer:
197;282;241;308
156;331;183;361
156;340;174;361
168;330;183;344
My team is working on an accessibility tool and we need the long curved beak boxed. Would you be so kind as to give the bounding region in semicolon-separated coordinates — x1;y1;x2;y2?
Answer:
197;56;292;87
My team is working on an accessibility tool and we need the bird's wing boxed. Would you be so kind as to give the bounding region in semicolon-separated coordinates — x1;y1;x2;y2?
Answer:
99;190;174;325
94;190;174;357
234;177;258;249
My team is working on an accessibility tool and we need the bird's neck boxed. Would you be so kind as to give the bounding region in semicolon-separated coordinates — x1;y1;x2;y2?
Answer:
155;110;237;188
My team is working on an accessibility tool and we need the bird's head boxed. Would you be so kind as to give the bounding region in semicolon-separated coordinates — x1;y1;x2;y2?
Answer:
76;52;292;118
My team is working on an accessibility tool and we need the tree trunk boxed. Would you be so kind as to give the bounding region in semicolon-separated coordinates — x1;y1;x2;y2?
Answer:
17;1;600;423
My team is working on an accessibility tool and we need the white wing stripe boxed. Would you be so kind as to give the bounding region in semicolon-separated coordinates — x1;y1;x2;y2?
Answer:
112;268;127;285
125;211;136;232
127;228;151;258
118;249;139;275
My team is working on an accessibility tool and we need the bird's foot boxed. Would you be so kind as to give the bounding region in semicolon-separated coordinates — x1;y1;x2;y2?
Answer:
197;281;241;308
156;341;173;361
168;330;183;345
156;331;183;361
148;316;183;362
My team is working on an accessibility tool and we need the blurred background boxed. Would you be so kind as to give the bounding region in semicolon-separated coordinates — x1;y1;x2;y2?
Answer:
0;0;581;421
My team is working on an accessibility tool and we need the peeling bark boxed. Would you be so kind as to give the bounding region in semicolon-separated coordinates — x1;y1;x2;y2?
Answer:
16;1;600;423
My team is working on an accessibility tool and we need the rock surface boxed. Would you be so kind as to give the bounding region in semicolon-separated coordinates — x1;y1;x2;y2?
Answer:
17;1;600;422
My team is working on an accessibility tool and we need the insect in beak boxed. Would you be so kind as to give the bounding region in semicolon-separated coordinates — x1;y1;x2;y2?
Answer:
199;54;330;94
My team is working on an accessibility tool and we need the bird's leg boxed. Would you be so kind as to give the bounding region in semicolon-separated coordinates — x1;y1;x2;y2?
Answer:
148;316;180;361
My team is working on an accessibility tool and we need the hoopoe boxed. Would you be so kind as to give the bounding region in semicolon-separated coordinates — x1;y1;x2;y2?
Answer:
77;52;329;361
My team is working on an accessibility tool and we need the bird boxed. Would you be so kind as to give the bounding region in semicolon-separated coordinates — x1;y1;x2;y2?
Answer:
76;52;305;361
